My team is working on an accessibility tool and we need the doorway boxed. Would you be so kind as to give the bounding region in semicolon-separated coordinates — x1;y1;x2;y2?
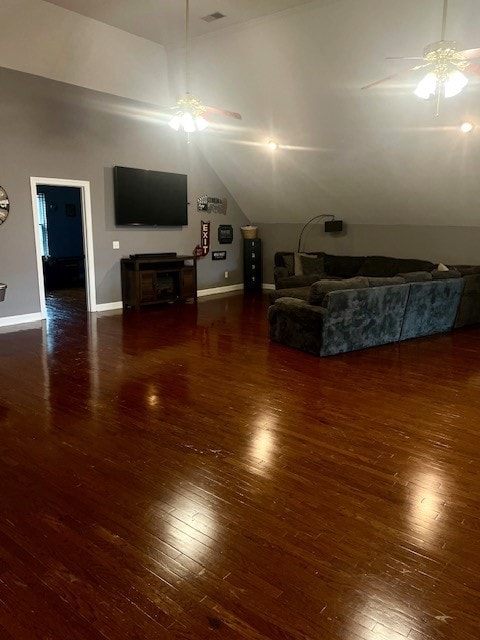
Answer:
30;177;97;318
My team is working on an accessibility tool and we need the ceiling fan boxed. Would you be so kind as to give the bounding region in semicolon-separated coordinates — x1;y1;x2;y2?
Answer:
168;0;242;134
361;0;480;115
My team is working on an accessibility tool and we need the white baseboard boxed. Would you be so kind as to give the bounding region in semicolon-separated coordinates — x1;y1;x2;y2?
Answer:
94;301;123;312
0;285;275;328
197;284;244;297
198;283;275;297
0;312;43;328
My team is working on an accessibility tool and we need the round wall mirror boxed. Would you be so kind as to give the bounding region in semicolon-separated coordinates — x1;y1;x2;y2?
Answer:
0;186;9;225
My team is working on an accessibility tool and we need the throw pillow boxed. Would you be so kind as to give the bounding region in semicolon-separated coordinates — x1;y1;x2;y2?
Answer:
294;252;323;275
300;254;325;276
431;269;461;279
358;256;435;277
323;254;366;278
368;276;406;287
437;262;449;272
452;265;480;276
309;276;369;306
294;252;304;275
282;254;295;276
396;271;433;283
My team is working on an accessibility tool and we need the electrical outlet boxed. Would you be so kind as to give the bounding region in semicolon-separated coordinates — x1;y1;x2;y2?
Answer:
112;240;120;249
224;271;229;279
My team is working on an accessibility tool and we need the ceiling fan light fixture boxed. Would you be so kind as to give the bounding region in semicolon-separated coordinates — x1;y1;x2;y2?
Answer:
444;70;468;97
180;112;196;133
414;72;437;99
169;93;209;133
168;115;182;131
366;0;480;115
195;116;209;131
169;110;208;133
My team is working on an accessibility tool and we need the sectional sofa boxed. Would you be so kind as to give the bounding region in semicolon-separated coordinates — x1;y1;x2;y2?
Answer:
268;251;479;356
273;251;480;329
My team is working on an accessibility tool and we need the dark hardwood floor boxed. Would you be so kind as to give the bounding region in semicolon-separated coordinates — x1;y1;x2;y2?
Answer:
0;290;479;639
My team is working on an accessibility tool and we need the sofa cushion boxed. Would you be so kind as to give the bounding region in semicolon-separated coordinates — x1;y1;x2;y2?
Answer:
323;254;366;278
276;273;325;290
358;256;435;277
269;286;311;304
320;285;410;357
449;265;480;276
293;253;323;276
431;269;462;279
309;276;369;306
274;252;293;268
283;254;295;276
275;251;325;273
368;276;406;287
300;253;325;276
397;271;432;283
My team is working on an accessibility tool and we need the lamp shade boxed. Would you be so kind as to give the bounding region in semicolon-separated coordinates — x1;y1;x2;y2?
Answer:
414;69;469;101
414;73;437;99
444;70;468;97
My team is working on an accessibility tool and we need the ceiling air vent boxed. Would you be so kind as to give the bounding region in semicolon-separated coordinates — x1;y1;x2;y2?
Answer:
202;12;226;23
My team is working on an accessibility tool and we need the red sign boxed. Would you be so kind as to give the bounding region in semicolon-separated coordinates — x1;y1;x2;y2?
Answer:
194;220;210;258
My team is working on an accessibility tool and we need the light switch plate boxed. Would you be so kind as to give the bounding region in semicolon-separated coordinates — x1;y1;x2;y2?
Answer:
113;241;120;249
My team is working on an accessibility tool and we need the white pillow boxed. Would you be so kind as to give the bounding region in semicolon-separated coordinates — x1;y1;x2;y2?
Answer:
294;253;302;275
437;262;449;272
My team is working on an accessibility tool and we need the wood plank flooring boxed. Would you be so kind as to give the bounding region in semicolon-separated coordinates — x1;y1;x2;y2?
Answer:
0;290;480;639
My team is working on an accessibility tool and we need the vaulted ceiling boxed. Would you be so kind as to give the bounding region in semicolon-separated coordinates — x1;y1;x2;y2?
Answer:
44;0;322;45
13;1;480;226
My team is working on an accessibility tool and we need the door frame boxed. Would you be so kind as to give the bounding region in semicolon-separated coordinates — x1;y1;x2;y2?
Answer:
30;177;97;317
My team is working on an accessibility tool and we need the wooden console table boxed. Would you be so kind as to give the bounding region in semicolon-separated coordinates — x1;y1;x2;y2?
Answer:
121;255;197;310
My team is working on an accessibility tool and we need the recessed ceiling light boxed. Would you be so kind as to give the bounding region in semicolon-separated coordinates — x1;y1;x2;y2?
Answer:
267;140;279;150
460;121;474;133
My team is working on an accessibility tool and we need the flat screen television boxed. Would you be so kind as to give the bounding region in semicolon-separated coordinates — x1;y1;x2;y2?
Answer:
114;166;188;226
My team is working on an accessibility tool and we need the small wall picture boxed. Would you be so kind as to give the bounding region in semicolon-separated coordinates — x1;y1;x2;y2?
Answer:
212;251;227;260
218;225;233;244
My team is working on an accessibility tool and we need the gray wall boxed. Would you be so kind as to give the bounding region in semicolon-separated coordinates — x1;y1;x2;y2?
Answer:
258;222;480;284
0;67;250;319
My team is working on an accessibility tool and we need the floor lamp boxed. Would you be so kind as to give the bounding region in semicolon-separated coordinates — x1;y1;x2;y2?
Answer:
297;214;335;252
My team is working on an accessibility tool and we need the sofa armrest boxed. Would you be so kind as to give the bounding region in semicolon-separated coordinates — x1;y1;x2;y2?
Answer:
274;266;289;287
454;273;480;328
269;297;327;356
272;297;327;315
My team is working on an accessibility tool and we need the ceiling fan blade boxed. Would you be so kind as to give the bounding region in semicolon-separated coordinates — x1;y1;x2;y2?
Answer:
459;47;480;59
466;61;480;76
204;105;242;120
361;63;430;90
